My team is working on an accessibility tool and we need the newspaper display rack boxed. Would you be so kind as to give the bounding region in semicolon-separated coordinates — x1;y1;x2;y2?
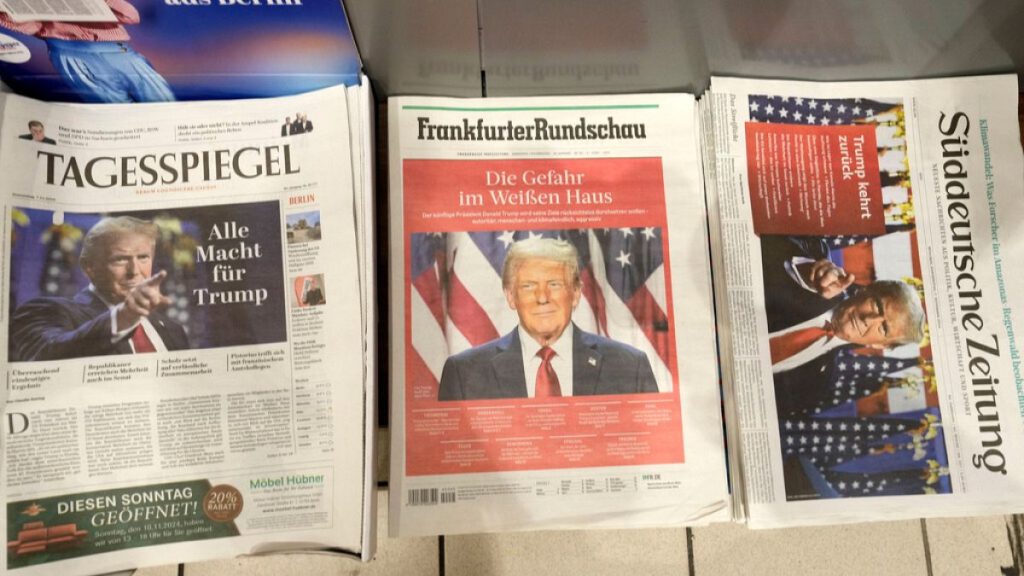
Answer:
3;5;1024;567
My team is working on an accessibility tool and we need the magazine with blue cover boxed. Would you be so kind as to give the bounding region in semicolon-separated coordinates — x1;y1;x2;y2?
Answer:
0;0;361;103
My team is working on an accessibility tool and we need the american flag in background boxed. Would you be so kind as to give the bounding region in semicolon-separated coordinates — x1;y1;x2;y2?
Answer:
409;228;676;397
747;95;900;128
747;94;911;181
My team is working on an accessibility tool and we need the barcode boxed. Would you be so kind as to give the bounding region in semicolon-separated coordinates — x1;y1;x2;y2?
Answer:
407;488;456;506
407;488;438;506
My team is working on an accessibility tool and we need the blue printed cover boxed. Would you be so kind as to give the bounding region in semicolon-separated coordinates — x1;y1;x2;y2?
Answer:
0;0;361;102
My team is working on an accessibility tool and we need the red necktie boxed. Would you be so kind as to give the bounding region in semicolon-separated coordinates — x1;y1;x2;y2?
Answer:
769;322;832;365
131;325;157;353
535;347;562;397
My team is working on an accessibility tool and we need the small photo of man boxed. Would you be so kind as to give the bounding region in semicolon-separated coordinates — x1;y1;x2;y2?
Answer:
286;211;322;244
19;120;55;145
292;274;326;308
282;112;313;136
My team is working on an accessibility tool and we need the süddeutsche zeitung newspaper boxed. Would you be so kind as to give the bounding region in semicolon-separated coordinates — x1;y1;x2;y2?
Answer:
703;74;1024;527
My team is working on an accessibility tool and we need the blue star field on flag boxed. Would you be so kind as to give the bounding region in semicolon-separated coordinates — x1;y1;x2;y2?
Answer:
783;408;949;498
586;228;664;303
747;95;899;126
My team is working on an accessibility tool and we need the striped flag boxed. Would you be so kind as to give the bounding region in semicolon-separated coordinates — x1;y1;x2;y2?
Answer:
409;228;676;397
409;232;448;399
747;95;900;127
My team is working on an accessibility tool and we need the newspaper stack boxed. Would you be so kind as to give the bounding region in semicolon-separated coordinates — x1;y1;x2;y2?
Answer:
701;74;1024;527
387;94;730;536
0;79;378;574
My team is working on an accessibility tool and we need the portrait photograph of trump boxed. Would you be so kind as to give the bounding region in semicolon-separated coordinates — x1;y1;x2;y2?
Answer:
409;229;678;402
762;232;950;501
10;215;189;361
8;203;286;363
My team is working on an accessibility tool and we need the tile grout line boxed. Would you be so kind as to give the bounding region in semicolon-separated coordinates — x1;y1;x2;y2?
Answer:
439;535;446;576
920;519;934;576
1006;514;1024;574
686;528;696;576
475;0;486;97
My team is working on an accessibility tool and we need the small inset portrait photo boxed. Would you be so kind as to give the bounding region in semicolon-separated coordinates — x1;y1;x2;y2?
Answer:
281;112;313;137
286;211;322;244
19;120;55;145
292;274;326;308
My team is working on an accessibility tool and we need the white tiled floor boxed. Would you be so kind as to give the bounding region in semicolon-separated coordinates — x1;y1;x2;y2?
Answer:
691;519;929;575
926;516;1015;576
444;527;688;576
183;485;439;576
130;505;1020;575
132;568;177;576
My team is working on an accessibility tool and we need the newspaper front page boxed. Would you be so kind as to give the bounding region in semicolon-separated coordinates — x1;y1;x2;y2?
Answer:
704;74;1024;527
389;94;729;536
0;84;374;574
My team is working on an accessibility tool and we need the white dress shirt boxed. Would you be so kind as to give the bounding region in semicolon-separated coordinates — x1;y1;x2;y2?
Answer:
770;310;847;374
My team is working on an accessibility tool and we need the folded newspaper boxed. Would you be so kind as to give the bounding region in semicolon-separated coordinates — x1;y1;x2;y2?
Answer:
702;74;1024;527
0;79;377;574
387;94;730;535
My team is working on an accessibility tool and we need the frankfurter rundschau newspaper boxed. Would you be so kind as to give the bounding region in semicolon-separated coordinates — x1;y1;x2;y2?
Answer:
0;82;377;574
702;74;1024;527
388;94;729;535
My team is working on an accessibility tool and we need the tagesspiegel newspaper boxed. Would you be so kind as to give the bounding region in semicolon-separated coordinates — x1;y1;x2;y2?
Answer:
0;84;375;574
703;74;1024;527
388;94;729;536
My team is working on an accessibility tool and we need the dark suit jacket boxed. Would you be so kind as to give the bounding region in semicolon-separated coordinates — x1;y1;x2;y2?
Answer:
19;134;55;145
10;289;190;362
303;288;325;306
438;326;659;400
772;349;841;419
760;235;848;333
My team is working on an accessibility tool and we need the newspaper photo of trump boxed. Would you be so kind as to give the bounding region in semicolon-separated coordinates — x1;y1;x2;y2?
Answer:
743;92;951;500
8;201;286;362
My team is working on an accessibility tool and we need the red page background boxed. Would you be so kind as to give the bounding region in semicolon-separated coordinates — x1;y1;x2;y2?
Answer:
745;123;885;236
403;157;685;476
